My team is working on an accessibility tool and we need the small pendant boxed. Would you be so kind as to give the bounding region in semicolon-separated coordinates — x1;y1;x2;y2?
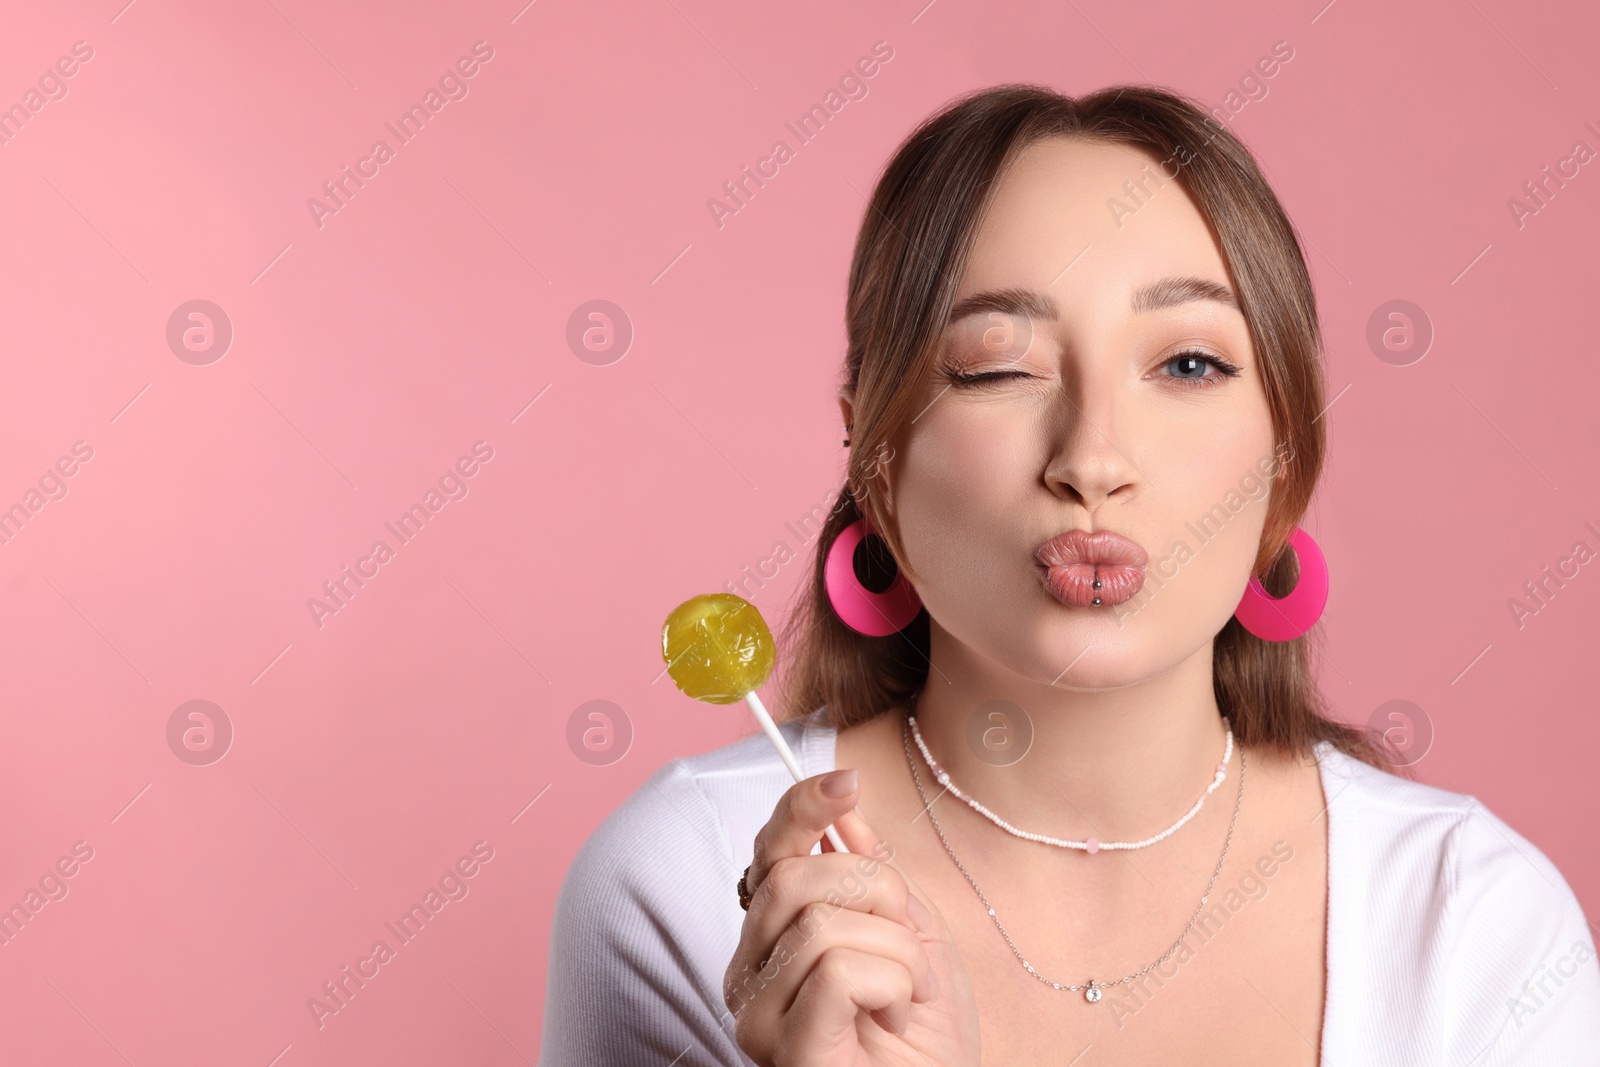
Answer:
1084;982;1101;1003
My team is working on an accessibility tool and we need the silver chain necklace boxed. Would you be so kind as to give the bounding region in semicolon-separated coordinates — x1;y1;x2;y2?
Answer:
901;714;1245;1003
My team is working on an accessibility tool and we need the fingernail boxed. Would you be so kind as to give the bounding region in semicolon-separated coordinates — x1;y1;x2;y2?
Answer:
906;892;936;935
820;768;858;798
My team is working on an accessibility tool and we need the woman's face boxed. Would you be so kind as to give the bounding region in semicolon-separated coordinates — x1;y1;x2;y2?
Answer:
883;137;1279;689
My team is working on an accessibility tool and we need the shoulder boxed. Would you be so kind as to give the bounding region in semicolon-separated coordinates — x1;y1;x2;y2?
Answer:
1315;740;1585;918
565;708;838;903
539;710;837;1065
1315;742;1600;1059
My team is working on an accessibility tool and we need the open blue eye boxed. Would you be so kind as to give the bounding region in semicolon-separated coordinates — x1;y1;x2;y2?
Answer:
1163;350;1241;386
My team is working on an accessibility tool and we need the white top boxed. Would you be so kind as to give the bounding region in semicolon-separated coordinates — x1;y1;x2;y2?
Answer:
539;709;1600;1064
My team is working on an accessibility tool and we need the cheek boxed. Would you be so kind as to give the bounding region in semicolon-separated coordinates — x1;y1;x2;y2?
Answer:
890;409;1037;585
1135;419;1278;625
1148;376;1275;519
1169;434;1274;528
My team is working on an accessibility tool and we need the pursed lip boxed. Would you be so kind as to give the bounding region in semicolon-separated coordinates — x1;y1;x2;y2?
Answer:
1034;528;1149;608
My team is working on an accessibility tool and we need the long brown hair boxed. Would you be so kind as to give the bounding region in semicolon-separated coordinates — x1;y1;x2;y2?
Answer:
775;83;1397;773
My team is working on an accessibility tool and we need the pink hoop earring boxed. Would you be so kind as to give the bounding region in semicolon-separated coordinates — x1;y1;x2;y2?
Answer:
1234;526;1328;641
825;519;923;636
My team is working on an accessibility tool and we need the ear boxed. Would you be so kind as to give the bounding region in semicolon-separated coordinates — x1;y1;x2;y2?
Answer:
837;391;900;518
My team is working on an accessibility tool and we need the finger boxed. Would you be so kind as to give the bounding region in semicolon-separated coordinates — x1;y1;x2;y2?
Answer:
748;769;861;889
780;946;916;1054
828;803;890;862
738;852;919;971
729;900;934;1023
827;801;946;944
764;908;935;1010
747;771;943;948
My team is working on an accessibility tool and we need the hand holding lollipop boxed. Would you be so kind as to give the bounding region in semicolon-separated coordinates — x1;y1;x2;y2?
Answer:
661;593;849;854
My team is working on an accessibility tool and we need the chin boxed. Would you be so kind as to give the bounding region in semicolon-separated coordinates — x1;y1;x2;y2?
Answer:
983;597;1182;692
1041;626;1172;691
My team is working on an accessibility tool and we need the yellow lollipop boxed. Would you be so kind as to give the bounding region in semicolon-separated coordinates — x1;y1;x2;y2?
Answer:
661;593;849;853
661;593;775;703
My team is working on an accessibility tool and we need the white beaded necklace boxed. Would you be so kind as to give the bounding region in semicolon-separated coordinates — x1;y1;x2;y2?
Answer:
906;714;1233;853
903;715;1246;1002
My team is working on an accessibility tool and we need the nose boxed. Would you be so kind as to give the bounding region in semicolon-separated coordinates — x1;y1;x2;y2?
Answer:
1042;386;1139;513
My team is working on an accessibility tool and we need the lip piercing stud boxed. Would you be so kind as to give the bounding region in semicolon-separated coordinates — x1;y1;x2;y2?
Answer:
1092;578;1102;590
1092;597;1102;606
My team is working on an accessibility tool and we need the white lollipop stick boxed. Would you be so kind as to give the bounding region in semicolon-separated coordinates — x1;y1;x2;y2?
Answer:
743;690;850;854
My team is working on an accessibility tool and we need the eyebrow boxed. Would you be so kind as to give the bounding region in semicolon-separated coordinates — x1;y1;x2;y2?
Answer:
945;276;1241;325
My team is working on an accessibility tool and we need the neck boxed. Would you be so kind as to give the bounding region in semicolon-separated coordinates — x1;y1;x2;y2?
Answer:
909;622;1230;841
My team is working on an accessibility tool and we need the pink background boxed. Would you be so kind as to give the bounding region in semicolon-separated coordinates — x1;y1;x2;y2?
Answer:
1;0;1596;1061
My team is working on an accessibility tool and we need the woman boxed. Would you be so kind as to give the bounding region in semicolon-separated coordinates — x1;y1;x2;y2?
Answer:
540;84;1600;1065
